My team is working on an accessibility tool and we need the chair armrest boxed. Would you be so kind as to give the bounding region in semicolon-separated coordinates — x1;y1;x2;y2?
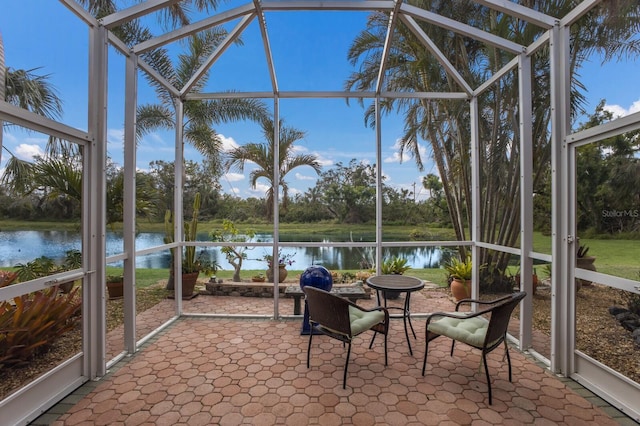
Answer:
348;300;390;323
454;293;513;311
425;310;483;326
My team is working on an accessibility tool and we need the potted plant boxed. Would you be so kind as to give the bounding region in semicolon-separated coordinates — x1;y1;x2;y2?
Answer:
252;273;266;282
444;255;473;301
263;250;295;283
211;219;256;283
180;193;206;298
576;244;596;287
512;266;539;295
106;274;124;299
165;193;210;299
378;256;411;299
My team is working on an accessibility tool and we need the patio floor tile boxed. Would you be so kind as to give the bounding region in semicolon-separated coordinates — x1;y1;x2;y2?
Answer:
32;289;634;425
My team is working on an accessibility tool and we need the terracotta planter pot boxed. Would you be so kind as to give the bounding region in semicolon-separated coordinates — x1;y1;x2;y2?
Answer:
266;266;288;283
58;281;74;294
516;274;538;295
107;279;124;299
450;278;471;301
181;272;200;298
576;256;597;286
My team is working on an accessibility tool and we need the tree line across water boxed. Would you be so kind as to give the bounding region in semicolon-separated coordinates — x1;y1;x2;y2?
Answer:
1;1;638;296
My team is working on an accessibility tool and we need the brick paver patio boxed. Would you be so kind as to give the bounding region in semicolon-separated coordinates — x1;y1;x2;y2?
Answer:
32;286;636;425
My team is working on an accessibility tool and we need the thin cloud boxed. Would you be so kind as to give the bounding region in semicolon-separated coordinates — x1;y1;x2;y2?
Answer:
384;151;403;163
384;139;427;164
15;144;44;160
315;155;334;167
219;134;239;151
294;172;315;181
604;99;640;118
225;172;245;182
107;128;124;147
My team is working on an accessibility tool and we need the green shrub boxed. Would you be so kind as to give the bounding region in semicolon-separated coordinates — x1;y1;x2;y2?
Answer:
380;257;411;275
0;287;81;369
444;255;472;281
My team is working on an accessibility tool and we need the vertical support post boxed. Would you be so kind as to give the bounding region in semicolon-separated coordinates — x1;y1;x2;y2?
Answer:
174;99;184;312
123;53;138;353
0;32;5;165
85;24;108;379
273;96;280;318
549;23;574;375
375;97;383;275
469;96;480;300
518;53;533;350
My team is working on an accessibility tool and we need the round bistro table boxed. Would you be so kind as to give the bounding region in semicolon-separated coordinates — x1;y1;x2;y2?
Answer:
366;275;425;355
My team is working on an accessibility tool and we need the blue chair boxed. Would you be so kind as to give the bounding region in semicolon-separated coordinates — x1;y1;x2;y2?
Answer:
303;286;389;388
422;291;527;404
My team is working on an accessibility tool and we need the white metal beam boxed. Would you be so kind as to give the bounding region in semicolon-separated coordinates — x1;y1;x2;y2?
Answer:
375;97;383;276
272;96;281;317
560;0;602;27
261;1;394;12
123;53;138;354
187;90;469;100
0;102;90;144
472;56;518;96
525;30;550;56
100;0;183;29
400;3;524;54
376;0;404;94
253;0;280;95
469;97;480;300
400;15;473;95
549;23;574;376
139;58;182;98
58;0;99;28
85;24;109;380
133;4;255;53
518;53;534;350
107;31;133;57
567;110;640;147
180;14;255;96
474;0;556;29
105;31;182;98
173;99;185;312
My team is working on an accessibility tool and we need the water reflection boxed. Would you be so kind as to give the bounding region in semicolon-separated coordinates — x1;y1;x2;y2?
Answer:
0;230;445;270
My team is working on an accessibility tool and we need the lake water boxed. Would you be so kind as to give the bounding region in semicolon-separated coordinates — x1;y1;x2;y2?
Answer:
0;230;447;271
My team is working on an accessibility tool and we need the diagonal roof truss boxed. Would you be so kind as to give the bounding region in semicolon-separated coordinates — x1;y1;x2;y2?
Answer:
92;0;569;100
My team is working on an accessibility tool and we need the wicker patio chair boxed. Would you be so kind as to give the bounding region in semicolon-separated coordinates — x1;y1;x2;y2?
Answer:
303;286;390;389
422;291;527;404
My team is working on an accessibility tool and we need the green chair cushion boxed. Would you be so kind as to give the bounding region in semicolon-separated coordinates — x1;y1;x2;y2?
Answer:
349;306;385;336
428;315;489;348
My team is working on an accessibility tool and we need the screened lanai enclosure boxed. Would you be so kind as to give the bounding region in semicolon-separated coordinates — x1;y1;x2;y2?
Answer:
1;0;639;424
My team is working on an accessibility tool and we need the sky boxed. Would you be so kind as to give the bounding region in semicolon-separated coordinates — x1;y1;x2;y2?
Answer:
1;1;639;201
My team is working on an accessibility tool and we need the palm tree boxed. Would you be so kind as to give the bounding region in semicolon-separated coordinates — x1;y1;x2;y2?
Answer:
225;118;322;219
346;2;640;280
1;30;63;165
1;30;70;216
79;0;269;174
135;29;269;174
